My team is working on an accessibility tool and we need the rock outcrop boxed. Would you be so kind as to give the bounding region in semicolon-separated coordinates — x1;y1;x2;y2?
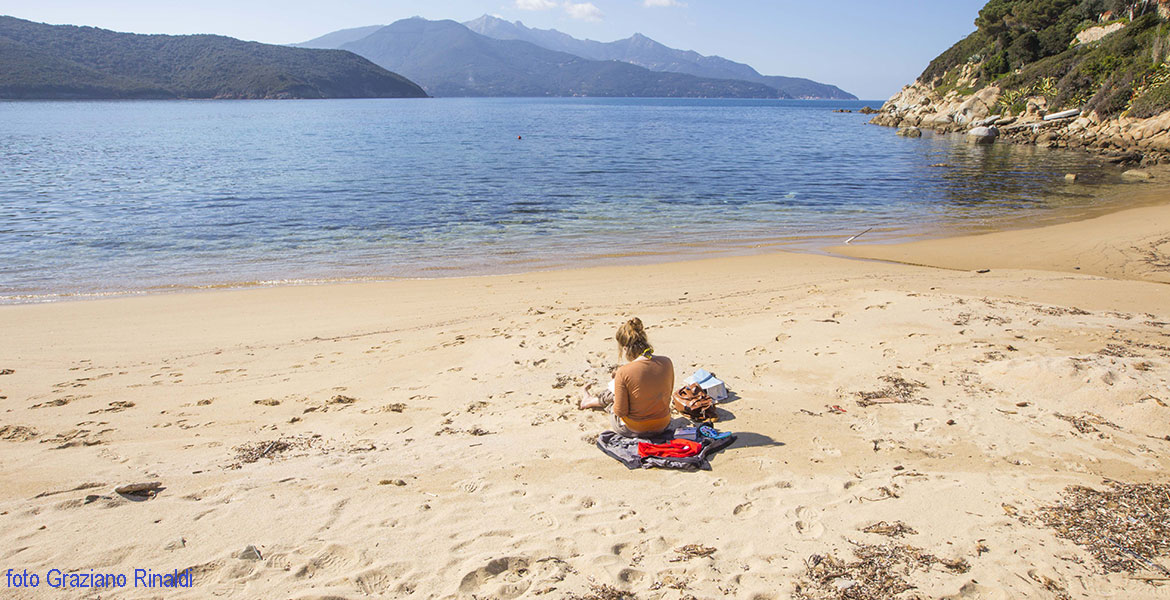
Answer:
871;80;1170;166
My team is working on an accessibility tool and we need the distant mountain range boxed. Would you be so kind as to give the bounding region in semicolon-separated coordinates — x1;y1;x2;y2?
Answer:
463;15;855;100
297;16;855;100
0;16;427;100
297;18;781;98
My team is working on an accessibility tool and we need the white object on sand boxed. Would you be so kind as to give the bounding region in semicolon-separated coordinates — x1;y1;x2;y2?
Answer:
845;227;873;244
685;369;728;401
1044;109;1080;121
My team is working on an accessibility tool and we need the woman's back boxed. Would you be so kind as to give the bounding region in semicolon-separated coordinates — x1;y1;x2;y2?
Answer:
614;354;674;426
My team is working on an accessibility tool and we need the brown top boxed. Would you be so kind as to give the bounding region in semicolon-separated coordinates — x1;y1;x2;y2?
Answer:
613;355;674;432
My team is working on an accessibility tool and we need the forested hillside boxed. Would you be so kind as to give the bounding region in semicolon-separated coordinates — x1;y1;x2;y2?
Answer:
0;16;427;99
920;0;1170;118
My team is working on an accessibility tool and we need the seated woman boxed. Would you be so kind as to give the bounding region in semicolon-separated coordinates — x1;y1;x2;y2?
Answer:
579;317;674;437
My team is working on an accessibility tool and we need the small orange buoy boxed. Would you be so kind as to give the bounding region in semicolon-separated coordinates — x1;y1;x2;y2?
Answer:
517;135;522;140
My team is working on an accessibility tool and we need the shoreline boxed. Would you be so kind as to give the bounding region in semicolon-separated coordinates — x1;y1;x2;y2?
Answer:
5;176;1169;306
833;188;1170;285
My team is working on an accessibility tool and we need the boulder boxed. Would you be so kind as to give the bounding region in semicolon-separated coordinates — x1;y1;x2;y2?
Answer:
1025;97;1048;118
896;127;923;138
883;82;932;114
956;87;1000;125
921;114;953;129
1144;132;1170;152
1122;169;1155;181
967;126;999;144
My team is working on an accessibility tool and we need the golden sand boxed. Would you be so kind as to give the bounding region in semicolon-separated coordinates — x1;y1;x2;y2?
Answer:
1;200;1169;598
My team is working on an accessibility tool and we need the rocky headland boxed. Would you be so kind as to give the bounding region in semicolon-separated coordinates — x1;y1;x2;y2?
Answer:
870;1;1170;169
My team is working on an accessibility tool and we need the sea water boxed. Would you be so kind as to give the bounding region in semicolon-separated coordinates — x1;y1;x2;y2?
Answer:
0;97;1134;302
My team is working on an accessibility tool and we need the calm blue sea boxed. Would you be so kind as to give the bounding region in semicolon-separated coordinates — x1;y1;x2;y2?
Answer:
0;98;1132;302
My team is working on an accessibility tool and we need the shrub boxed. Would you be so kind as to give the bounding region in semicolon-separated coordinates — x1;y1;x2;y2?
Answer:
1128;84;1170;118
983;50;1011;78
920;31;987;84
1086;71;1137;115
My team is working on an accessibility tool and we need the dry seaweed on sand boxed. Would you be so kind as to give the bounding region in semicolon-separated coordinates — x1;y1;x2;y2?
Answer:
0;425;39;441
1053;412;1121;435
794;542;969;600
229;435;319;467
1034;305;1090;317
671;544;716;561
1098;343;1141;358
1027;571;1072;600
1035;481;1170;575
862;521;918;538
856;375;929;407
565;584;637;600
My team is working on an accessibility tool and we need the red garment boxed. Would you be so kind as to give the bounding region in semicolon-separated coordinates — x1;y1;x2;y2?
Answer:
637;439;702;458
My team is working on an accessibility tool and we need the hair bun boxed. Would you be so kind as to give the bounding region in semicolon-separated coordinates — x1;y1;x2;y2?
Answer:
627;317;644;333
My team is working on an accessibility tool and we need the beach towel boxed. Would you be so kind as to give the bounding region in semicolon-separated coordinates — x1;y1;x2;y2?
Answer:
638;439;702;458
596;429;736;471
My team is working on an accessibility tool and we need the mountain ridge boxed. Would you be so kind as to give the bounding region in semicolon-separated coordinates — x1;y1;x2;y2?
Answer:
330;18;787;98
298;16;854;99
461;14;856;99
294;25;386;50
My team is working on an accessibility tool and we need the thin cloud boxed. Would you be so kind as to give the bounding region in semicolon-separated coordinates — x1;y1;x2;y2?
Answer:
563;1;603;21
644;0;684;6
514;0;558;10
513;0;603;22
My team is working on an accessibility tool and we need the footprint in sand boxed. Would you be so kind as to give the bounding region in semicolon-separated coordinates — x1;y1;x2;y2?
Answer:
457;556;533;600
349;562;411;595
529;512;558;529
292;542;362;580
616;568;645;584
811;436;841;457
940;581;1012;600
792;506;825;539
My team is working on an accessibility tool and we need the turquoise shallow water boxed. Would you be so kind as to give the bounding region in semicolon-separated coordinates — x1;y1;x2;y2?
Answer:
0;97;1131;302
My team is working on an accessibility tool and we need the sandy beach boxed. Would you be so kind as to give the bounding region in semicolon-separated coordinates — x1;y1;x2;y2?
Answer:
2;199;1170;599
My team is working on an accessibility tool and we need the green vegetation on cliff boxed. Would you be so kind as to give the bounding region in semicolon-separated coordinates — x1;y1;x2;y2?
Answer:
0;16;428;99
919;0;1170;119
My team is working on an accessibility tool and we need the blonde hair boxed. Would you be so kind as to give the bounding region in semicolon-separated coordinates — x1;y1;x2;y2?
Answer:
616;317;652;361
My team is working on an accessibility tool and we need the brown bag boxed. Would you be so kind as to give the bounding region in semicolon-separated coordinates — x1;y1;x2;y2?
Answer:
672;383;718;423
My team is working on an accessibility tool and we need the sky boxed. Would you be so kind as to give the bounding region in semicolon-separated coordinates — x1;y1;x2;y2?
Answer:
0;1;990;99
